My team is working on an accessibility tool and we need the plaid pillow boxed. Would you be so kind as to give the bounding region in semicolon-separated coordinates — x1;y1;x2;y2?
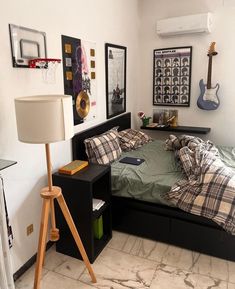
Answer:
84;130;122;164
118;129;152;151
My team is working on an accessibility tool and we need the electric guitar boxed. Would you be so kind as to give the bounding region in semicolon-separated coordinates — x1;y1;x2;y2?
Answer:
197;42;220;110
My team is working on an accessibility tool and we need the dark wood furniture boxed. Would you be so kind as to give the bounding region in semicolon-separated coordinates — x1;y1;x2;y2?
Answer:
53;164;112;263
141;125;211;134
72;112;235;261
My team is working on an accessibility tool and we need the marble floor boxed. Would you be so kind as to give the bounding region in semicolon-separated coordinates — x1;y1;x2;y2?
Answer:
15;231;235;289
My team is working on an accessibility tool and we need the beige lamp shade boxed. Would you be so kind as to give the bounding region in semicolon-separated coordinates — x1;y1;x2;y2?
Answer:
15;95;74;144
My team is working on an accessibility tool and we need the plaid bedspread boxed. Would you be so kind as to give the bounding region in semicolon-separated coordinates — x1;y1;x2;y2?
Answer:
164;134;235;234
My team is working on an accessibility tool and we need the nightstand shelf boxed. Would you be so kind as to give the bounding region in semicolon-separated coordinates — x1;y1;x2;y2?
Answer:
93;233;110;256
93;202;109;219
52;164;112;263
141;125;211;134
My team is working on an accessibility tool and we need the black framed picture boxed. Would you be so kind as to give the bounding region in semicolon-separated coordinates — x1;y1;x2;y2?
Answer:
153;46;192;107
105;43;126;119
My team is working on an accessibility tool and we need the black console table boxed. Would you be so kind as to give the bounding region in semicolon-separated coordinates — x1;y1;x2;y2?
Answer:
0;159;17;171
141;125;211;134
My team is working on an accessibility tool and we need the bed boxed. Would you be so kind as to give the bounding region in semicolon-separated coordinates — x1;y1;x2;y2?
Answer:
72;112;235;261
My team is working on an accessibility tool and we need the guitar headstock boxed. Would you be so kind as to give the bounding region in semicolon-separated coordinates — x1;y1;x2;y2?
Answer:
208;42;218;56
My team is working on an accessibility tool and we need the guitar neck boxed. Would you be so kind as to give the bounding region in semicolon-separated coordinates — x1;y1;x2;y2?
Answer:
207;56;212;89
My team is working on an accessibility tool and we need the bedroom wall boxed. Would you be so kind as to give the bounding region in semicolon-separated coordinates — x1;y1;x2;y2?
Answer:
137;0;235;146
0;0;140;272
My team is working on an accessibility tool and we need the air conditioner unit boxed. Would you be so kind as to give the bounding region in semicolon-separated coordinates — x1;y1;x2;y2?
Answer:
156;13;212;36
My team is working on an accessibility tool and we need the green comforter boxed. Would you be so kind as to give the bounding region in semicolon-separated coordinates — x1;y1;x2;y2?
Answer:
111;140;183;206
111;140;235;207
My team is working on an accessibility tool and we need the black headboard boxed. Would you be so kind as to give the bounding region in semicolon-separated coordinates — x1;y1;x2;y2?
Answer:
72;112;131;160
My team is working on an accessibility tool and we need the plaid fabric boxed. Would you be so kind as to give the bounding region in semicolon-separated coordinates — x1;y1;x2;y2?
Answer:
84;130;122;164
118;129;152;151
165;135;235;234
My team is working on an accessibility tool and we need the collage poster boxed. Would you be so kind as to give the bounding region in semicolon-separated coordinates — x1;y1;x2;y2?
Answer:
153;46;192;107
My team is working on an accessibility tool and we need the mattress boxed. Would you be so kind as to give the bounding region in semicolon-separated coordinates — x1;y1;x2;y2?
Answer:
111;140;235;206
111;140;184;206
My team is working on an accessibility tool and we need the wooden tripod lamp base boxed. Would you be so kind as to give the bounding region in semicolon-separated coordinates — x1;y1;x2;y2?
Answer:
14;95;95;289
34;186;97;289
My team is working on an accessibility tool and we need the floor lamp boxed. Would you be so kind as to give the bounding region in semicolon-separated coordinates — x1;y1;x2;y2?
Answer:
14;95;96;289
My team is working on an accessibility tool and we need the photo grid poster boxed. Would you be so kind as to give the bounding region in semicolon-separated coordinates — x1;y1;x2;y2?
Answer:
153;46;192;107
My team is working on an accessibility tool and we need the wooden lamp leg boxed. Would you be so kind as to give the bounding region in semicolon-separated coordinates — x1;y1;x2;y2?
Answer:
56;193;97;283
34;197;51;289
41;199;59;267
49;199;59;241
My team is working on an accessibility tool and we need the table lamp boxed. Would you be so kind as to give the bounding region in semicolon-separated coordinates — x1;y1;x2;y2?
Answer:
14;95;96;289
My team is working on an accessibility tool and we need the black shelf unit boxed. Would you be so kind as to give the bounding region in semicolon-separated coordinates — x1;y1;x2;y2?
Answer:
141;125;211;134
52;164;112;263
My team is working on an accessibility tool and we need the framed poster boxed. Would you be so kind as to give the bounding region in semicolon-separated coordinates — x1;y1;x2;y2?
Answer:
61;35;97;125
105;43;126;119
153;46;192;107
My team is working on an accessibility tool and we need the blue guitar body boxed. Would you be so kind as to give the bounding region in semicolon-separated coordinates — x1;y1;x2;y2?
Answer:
197;42;220;110
197;79;220;110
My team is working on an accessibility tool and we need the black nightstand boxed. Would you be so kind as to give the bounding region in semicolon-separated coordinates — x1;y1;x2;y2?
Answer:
52;164;112;263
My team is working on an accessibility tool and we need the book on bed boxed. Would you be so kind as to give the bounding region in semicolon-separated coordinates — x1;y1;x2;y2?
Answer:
119;157;145;166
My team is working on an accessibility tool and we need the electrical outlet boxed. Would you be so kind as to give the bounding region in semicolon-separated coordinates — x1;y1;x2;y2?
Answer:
26;224;34;236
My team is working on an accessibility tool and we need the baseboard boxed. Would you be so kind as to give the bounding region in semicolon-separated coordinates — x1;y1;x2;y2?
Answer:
13;241;54;281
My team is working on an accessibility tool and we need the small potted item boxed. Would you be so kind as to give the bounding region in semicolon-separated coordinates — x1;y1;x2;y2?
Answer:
138;111;151;127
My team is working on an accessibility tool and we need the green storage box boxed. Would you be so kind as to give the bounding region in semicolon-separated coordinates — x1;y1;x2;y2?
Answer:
93;215;103;239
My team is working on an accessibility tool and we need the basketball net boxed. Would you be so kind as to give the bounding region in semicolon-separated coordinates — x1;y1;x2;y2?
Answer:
28;58;61;84
38;60;59;84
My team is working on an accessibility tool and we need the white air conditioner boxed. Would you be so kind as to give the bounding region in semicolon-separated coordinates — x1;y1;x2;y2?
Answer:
156;13;212;36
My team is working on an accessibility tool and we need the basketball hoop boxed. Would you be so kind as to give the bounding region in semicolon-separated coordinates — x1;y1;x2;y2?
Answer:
28;58;61;84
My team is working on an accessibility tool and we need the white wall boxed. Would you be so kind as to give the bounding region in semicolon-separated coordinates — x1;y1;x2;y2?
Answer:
0;0;140;272
138;0;235;146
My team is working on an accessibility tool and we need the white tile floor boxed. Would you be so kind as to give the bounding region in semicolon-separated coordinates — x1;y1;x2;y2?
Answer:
15;231;235;289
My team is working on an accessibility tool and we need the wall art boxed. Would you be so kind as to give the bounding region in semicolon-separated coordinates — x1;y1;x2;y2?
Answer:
153;46;192;107
105;43;126;119
62;35;97;125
